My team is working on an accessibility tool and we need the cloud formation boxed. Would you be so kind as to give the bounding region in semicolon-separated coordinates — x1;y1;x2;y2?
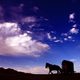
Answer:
70;27;79;34
0;22;49;57
15;66;48;74
69;13;75;23
70;59;80;73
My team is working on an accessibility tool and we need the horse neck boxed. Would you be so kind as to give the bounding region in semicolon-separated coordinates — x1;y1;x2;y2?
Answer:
46;63;49;68
47;63;52;67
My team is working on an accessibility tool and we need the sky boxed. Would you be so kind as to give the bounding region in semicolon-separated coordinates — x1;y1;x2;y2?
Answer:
0;0;80;74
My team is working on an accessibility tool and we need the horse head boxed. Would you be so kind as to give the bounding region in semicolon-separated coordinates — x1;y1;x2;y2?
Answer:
45;63;49;68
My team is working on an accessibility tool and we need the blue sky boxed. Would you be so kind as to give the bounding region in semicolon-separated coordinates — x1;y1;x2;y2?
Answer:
0;0;80;74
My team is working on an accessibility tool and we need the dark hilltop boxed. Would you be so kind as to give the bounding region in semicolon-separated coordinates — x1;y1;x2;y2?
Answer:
0;67;80;80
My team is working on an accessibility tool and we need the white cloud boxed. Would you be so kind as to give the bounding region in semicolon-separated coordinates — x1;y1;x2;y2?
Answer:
74;62;80;73
47;33;52;40
21;16;37;24
53;36;57;40
64;38;68;41
61;33;68;36
23;16;36;23
15;66;48;74
54;40;63;43
69;13;75;22
70;27;79;34
69;13;75;20
68;36;72;39
72;24;77;28
69;59;80;73
70;59;77;62
21;16;38;28
0;22;20;37
0;22;49;57
47;32;57;41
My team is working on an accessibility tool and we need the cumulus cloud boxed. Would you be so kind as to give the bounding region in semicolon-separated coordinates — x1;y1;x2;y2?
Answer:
47;32;62;43
21;16;39;29
70;27;79;34
47;32;57;41
22;16;37;23
69;13;75;19
69;13;75;22
72;24;77;28
0;22;49;57
47;33;52;40
0;22;20;37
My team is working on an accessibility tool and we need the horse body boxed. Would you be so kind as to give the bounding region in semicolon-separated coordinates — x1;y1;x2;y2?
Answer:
46;63;62;74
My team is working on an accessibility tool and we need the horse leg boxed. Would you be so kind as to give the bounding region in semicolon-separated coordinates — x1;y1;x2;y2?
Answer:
51;71;53;74
60;69;62;74
57;70;60;74
48;69;50;74
48;69;52;74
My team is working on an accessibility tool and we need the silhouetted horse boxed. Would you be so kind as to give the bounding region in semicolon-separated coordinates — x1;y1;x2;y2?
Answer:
45;63;62;74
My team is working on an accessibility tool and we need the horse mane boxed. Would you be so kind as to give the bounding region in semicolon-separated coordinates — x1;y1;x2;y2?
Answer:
46;63;57;66
46;63;53;65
